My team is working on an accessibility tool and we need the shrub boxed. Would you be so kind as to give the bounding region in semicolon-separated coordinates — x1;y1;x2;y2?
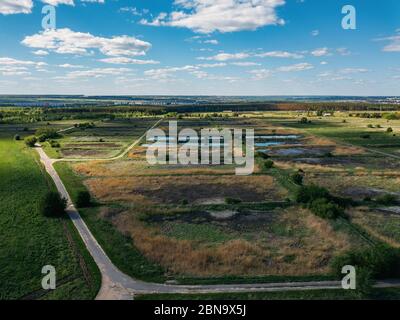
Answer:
24;135;37;147
38;134;48;142
331;244;400;279
225;197;242;205
299;117;308;124
40;191;67;217
14;134;21;141
291;173;303;185
35;128;60;141
355;267;373;298
387;127;393;133
309;198;344;219
295;185;330;204
76;191;91;208
261;160;274;170
375;194;397;205
255;151;269;159
49;140;60;148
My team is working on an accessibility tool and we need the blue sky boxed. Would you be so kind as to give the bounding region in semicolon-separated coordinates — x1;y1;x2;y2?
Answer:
0;0;399;95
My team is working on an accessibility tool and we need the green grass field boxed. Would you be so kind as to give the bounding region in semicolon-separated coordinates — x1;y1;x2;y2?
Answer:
0;136;100;299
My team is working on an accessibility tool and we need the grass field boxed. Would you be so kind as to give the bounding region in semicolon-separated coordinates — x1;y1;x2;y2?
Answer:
0;135;100;299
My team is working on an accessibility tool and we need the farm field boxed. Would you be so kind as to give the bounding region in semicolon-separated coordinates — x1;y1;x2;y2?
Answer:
51;113;400;285
0;130;100;299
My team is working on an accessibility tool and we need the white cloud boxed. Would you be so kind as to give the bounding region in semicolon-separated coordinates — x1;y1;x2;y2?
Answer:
311;47;329;57
375;30;400;52
42;0;74;6
0;0;33;15
33;50;49;56
204;39;219;45
58;63;85;68
144;65;197;80
255;51;303;59
56;67;131;80
198;52;250;61
339;68;368;74
249;68;270;80
197;63;226;68
311;30;319;36
99;57;160;65
231;62;261;67
140;0;285;33
0;57;47;76
277;63;313;72
336;47;351;56
22;28;151;57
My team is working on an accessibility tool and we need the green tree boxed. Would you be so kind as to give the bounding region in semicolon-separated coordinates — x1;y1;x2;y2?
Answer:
40;191;67;217
24;135;37;147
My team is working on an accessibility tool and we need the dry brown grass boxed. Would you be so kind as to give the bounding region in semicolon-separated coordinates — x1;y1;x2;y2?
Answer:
104;207;353;277
84;174;287;205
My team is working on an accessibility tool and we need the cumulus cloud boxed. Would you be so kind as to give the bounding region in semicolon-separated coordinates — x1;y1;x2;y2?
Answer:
140;0;285;33
0;0;33;15
144;65;198;80
42;0;74;6
249;68;271;80
33;50;49;56
99;57;159;65
56;67;131;80
255;51;303;59
198;52;250;61
21;28;151;57
0;57;46;76
311;47;329;57
277;63;313;72
375;30;400;52
231;62;261;67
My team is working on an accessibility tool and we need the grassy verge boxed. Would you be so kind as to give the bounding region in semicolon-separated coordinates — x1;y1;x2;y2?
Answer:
0;137;99;299
135;288;400;300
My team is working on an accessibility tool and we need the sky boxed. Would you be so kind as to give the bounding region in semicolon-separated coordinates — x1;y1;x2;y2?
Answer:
0;0;399;96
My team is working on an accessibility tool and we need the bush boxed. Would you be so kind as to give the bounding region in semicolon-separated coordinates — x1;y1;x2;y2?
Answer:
387;127;393;133
295;185;330;204
40;191;67;217
225;197;242;205
309;198;344;219
291;173;303;185
375;194;398;205
38;134;48;142
76;191;91;208
300;117;309;124
255;151;269;159
24;135;37;147
14;134;21;141
367;124;374;128
355;267;373;298
331;244;400;279
261;160;274;170
49;140;60;148
360;134;370;139
35;128;60;141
